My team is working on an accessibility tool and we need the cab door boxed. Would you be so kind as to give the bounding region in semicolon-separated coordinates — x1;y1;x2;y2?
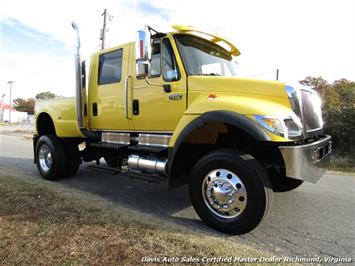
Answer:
89;45;131;131
130;36;186;132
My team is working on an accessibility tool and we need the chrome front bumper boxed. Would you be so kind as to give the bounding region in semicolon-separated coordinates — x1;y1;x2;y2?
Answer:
279;135;332;183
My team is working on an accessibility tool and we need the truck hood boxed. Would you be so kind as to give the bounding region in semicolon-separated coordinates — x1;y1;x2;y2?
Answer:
188;76;288;99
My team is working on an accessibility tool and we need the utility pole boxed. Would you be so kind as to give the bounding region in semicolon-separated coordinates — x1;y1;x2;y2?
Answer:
0;93;5;122
100;9;113;50
276;68;279;81
7;81;14;123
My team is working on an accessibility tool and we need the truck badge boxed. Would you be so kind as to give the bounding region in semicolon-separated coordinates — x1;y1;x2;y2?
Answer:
169;94;183;101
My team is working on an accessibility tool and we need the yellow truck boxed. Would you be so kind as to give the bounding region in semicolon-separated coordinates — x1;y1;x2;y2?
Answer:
33;23;331;234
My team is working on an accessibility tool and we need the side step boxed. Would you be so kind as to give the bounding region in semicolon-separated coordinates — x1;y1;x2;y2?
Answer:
90;142;127;150
121;171;167;184
87;164;120;175
86;165;167;184
128;145;167;153
90;142;167;153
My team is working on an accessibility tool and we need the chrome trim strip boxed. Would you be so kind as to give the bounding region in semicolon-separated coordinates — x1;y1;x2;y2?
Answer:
279;135;332;183
306;127;323;132
138;133;171;147
124;75;131;119
102;132;130;145
134;85;148;89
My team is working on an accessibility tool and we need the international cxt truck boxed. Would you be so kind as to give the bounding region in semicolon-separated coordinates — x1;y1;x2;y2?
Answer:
33;23;332;234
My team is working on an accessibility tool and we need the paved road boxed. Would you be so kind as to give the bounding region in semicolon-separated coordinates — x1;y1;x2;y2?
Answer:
1;134;354;261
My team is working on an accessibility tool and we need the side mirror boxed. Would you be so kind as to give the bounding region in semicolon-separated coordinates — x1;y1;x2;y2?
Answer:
136;29;151;77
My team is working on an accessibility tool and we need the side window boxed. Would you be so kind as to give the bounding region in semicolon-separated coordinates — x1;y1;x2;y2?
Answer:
149;38;161;77
98;49;123;85
162;39;180;82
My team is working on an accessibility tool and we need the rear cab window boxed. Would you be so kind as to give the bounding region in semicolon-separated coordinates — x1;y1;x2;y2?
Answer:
98;49;123;84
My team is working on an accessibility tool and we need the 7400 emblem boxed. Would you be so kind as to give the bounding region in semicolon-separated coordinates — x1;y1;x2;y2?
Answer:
169;93;183;101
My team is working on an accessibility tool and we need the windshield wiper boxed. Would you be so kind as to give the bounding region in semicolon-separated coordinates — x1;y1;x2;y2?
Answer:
201;73;222;76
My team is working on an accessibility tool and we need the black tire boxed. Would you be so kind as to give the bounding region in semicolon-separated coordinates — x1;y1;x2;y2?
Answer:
189;149;273;235
104;156;122;168
271;177;303;192
62;140;80;177
35;135;67;180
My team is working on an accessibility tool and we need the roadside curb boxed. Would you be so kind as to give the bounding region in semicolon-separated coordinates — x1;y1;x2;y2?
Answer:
326;170;355;176
0;131;33;139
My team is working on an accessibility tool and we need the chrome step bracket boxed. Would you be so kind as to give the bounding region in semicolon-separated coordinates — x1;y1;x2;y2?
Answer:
90;142;127;150
87;164;121;175
128;145;167;153
121;171;167;183
86;164;166;183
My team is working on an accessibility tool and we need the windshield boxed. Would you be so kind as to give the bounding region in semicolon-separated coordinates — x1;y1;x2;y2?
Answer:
174;34;238;76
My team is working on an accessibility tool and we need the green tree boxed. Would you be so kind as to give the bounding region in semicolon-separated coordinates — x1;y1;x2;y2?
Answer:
35;91;57;100
13;98;36;114
332;79;355;108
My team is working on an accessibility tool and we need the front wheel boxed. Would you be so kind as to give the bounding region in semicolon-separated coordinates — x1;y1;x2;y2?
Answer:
189;149;272;235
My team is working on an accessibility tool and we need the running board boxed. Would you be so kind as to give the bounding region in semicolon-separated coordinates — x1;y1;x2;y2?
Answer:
128;145;167;153
87;164;121;175
86;165;167;184
90;142;127;150
121;171;167;184
90;142;167;153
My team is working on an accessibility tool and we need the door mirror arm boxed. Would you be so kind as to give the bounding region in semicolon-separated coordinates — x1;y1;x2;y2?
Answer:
145;77;171;93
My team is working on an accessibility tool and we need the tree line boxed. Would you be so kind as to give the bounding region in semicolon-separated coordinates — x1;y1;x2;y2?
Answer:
12;91;58;115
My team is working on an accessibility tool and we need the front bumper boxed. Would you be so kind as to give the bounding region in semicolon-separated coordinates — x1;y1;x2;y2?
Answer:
279;135;332;183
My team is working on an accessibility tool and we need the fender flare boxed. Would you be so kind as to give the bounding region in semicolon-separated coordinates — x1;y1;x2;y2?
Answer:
167;110;271;188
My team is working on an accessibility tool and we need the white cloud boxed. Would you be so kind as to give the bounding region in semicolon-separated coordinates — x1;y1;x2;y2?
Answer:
1;0;354;101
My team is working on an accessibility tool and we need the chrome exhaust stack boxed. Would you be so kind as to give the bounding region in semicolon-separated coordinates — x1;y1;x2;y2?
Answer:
128;155;167;176
71;22;95;138
71;22;84;129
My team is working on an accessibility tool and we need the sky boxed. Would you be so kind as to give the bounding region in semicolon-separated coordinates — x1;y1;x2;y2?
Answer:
0;0;354;102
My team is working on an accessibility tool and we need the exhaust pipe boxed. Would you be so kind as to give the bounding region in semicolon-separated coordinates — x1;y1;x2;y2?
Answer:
128;155;167;176
71;22;84;129
71;22;96;139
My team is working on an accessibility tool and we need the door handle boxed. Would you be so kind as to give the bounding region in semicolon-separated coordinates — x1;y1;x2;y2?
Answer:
124;75;131;119
133;99;139;115
92;103;98;116
163;84;171;93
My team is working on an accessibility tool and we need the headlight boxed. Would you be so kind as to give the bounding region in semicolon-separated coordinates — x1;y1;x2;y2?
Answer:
255;114;303;139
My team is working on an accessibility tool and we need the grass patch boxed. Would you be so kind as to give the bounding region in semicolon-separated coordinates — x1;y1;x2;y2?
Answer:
327;156;355;173
0;165;271;265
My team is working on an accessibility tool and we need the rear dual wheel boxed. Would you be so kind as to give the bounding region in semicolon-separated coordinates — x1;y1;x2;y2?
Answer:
35;135;80;180
189;149;272;235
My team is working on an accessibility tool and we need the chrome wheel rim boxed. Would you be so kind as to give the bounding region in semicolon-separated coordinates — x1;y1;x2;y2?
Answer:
38;144;52;173
202;169;247;219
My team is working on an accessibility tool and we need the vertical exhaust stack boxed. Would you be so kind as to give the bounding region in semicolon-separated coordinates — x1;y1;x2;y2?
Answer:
71;22;95;138
71;21;84;130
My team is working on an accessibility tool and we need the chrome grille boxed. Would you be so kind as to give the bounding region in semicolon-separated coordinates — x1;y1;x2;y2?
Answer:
300;89;323;132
